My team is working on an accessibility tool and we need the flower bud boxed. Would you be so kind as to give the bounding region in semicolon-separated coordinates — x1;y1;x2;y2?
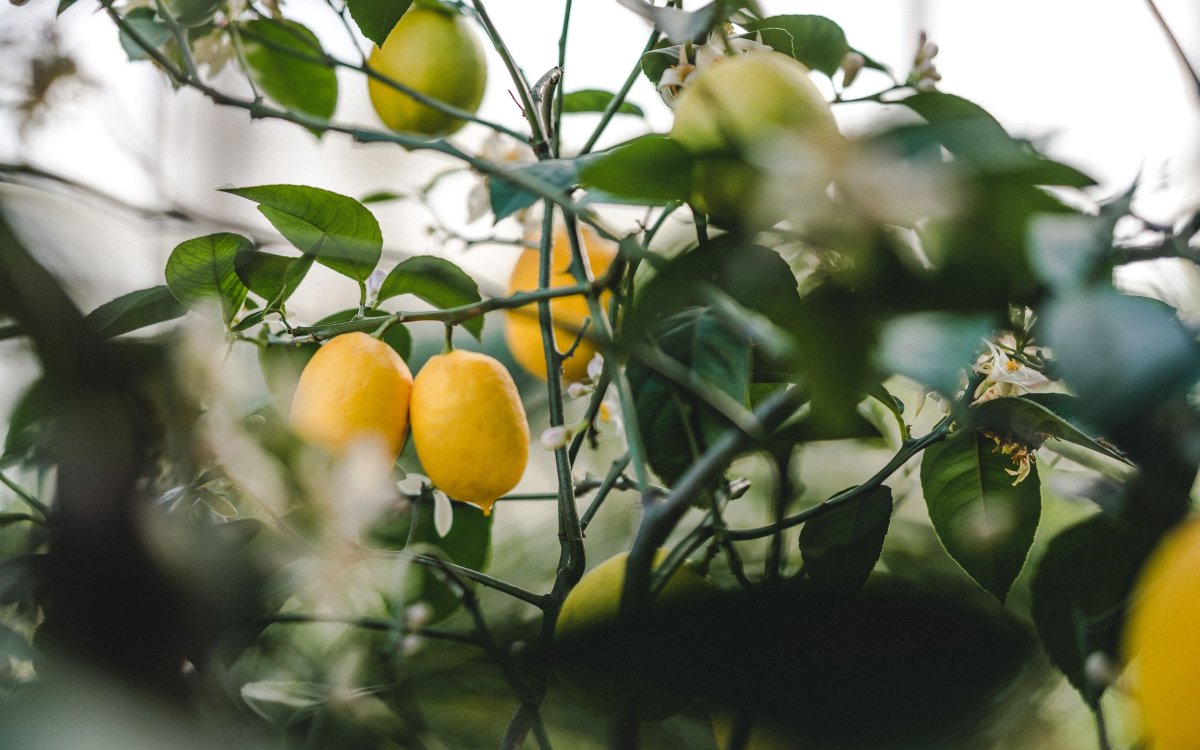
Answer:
540;425;571;451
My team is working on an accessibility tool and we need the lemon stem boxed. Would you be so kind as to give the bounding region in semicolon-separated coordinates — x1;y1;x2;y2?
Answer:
442;324;455;353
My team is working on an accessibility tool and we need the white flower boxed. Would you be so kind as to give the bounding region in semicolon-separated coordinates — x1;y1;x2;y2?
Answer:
540;425;571;451
972;341;1050;403
567;381;591;399
656;28;769;108
586;354;605;383
433;489;453;538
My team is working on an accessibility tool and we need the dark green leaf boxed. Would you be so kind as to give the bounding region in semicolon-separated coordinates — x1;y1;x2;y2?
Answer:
369;492;493;623
800;485;892;596
163;0;221;26
628;309;751;486
240;20;338;123
899;93;1095;187
165;232;252;325
222;185;382;282
970;396;1129;465
345;0;414;47
920;430;1041;601
561;89;644;117
1027;213;1112;293
3;380;55;464
487;160;579;222
1031;515;1158;698
377;256;482;340
789;283;877;429
742;15;849;76
770;411;881;446
84;285;187;339
640;41;682;86
578;136;692;204
0;554;45;605
876;312;994;397
234;248;310;305
360;190;406;204
57;0;79;15
118;8;172;61
1044;289;1200;430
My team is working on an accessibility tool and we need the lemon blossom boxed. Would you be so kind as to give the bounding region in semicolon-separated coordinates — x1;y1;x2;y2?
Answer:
972;341;1049;404
656;28;770;109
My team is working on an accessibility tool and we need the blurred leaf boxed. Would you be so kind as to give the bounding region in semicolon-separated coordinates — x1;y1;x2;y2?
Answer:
899;93;1095;187
84;285;186;339
163;0;220;26
117;8;171;61
616;0;719;43
234;248;311;306
742;15;849;76
345;0;414;47
1043;289;1200;429
3;380;55;464
789;283;876;429
800;485;892;596
241;680;329;724
876;312;994;397
369;494;493;623
223;185;382;282
969;396;1129;465
770;410;881;446
1027;213;1112;293
578;136;692;204
921;430;1041;600
240;20;338;122
0;554;45;605
377;256;483;340
628;309;751;486
57;0;79;15
561;89;644;116
359;190;405;204
1031;515;1157;698
0;623;34;661
487;160;578;222
165;232;252;325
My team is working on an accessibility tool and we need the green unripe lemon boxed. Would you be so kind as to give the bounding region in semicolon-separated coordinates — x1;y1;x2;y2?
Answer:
367;6;487;136
669;51;840;229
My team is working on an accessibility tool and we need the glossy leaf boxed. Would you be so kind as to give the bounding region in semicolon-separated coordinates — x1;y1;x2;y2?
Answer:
487;159;578;222
578;136;692;204
969;396;1129;465
165;232;252;324
742;15;849;76
1030;515;1157;697
561;89;644;116
234;248;311;306
345;0;414;47
240;20;339;122
85;285;187;339
377;256;482;340
117;8;172;61
628;309;751;485
222;185;382;282
920;430;1041;601
800;485;893;596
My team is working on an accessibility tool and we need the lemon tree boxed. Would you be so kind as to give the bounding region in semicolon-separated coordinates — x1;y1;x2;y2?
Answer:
6;1;1200;749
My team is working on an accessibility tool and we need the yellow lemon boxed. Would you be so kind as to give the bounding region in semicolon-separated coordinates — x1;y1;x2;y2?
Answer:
409;350;529;514
288;332;413;460
669;51;840;228
504;224;617;382
367;6;487;136
1126;520;1200;748
554;550;715;720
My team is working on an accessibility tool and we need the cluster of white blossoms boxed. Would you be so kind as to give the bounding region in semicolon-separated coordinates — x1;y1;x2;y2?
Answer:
972;338;1052;485
656;27;770;108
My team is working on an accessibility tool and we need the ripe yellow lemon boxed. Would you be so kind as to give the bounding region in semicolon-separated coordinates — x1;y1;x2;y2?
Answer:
1126;520;1200;748
669;51;840;228
367;6;487;136
409;350;529;514
288;332;413;460
503;224;617;382
554;550;715;720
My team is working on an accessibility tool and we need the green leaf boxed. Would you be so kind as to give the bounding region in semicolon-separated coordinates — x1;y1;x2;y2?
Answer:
800;485;893;596
57;0;80;15
165;232;252;325
1043;289;1200;430
345;0;414;47
3;380;55;464
234;248;311;306
163;0;221;26
222;185;382;282
920;430;1042;601
640;41;682;87
487;160;579;222
377;256;483;340
970;396;1129;465
240;20;338;123
578;136;692;204
118;8;172;61
84;285;187;339
1030;515;1157;698
561;89;644;117
742;15;850;76
899;93;1095;187
1027;213;1112;293
628;309;751;486
369;492;493;623
789;283;877;429
876;312;995;397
